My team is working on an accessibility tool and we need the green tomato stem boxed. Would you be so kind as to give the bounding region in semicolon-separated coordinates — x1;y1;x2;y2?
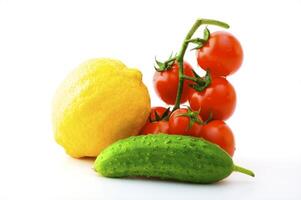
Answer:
181;75;198;82
185;38;205;43
172;19;229;112
233;165;255;177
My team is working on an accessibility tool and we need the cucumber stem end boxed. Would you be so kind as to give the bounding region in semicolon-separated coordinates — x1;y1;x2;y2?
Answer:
233;165;255;177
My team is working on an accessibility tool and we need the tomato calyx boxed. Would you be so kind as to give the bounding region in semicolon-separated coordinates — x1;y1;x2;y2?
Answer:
189;70;212;92
187;27;211;51
149;107;171;122
154;53;177;72
175;106;204;129
181;70;211;92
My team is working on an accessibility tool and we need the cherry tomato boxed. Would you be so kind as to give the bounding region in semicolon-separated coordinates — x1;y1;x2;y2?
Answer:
200;120;235;156
140;121;169;135
197;31;243;77
148;107;169;122
168;108;203;137
189;77;236;121
153;62;194;105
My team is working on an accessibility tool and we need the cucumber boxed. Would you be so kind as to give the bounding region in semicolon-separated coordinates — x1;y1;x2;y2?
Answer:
94;134;254;183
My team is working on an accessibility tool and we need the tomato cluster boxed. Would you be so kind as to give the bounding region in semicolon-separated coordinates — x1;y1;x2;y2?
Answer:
140;27;243;157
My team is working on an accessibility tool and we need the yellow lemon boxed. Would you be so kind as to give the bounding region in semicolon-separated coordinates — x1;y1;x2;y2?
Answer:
52;58;150;158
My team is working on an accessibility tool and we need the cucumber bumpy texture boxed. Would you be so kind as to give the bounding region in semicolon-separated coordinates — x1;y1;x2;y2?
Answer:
94;134;254;183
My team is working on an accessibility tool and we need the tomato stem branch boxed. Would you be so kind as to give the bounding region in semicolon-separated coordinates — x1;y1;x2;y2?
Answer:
185;38;205;44
172;19;229;112
181;75;198;82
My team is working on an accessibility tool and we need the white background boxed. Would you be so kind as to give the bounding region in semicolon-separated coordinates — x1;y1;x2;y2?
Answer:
0;0;301;199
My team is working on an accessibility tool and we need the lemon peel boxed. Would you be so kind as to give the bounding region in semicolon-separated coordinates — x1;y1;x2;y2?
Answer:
52;58;150;158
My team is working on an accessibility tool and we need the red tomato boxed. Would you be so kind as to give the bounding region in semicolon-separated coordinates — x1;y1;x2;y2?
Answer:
189;77;236;121
148;107;169;122
153;62;194;105
200;120;235;156
140;121;169;135
168;108;203;137
197;31;243;77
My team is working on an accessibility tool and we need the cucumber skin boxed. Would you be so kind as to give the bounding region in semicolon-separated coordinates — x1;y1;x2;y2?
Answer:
94;134;234;183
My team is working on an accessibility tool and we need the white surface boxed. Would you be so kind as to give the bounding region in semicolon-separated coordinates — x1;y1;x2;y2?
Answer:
0;0;301;199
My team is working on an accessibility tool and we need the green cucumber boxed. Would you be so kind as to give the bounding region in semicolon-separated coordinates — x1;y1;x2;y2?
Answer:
94;134;254;183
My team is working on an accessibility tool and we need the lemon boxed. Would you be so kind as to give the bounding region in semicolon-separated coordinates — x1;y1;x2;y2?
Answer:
52;58;151;158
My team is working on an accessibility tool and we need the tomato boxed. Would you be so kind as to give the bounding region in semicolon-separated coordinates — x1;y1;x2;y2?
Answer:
140;121;169;135
141;107;169;135
189;76;236;121
168;108;203;137
197;31;243;77
200;120;235;156
148;107;169;122
153;62;194;105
